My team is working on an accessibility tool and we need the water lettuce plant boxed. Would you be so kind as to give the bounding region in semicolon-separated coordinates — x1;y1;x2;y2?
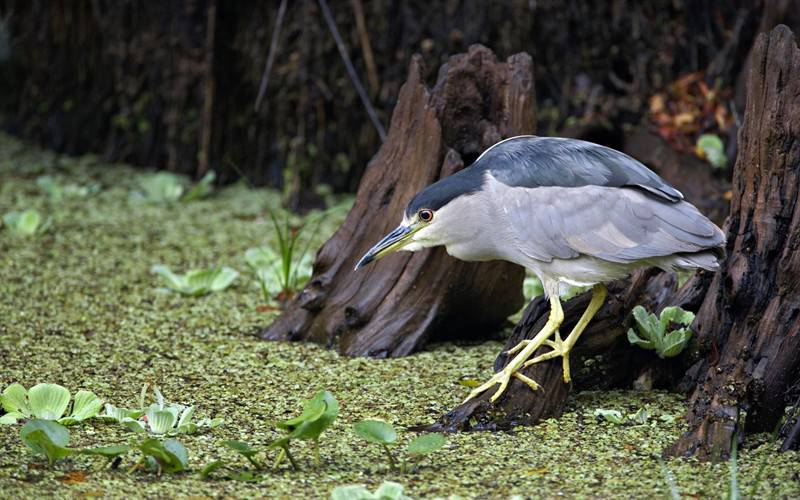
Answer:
271;390;338;469
104;386;222;435
36;175;99;201
352;419;445;472
134;172;185;204
331;481;411;500
594;407;649;426
132;171;216;204
627;305;695;358
2;209;51;236
1;383;102;425
151;265;238;296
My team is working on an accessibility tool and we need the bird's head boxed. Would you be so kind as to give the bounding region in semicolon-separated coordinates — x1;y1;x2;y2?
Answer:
354;170;483;270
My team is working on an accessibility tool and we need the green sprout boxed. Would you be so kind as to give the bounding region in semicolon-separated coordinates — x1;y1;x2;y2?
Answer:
151;265;238;296
245;209;320;303
352;419;446;472
331;481;411;500
627;305;695;359
1;383;102;425
696;134;728;169
271;390;339;469
103;386;222;435
2;209;51;236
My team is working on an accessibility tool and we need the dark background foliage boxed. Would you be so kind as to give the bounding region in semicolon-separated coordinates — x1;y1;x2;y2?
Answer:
0;0;779;206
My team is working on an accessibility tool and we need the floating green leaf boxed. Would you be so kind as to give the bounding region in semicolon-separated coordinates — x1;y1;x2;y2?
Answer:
20;420;74;466
353;420;397;445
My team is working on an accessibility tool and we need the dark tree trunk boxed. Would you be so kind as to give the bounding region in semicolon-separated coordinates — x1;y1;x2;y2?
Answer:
666;25;800;460
261;45;532;357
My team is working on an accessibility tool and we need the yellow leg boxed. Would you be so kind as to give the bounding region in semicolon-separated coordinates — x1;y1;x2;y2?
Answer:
463;293;564;403
522;283;607;383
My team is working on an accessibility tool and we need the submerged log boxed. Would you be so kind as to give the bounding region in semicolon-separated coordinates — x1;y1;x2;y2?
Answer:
261;45;532;357
667;25;800;460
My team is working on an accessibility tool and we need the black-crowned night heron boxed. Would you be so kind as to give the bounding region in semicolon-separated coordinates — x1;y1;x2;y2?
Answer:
355;136;725;403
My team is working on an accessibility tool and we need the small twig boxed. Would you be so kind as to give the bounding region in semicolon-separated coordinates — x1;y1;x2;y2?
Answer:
254;0;288;113
349;0;380;94
317;0;386;141
198;0;217;177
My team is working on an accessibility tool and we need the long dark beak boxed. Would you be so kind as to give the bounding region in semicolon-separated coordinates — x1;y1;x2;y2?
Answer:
354;224;415;270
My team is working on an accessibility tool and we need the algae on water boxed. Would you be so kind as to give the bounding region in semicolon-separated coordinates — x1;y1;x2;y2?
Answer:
0;133;797;499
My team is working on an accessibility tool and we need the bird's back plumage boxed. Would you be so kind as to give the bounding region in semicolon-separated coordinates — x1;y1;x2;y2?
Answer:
476;136;684;202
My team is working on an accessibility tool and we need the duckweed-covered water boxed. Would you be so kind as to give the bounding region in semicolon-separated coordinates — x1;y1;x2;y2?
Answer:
1;133;797;499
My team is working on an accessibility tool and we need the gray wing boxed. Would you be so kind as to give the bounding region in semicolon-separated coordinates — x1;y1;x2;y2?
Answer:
477;136;684;202
500;184;725;263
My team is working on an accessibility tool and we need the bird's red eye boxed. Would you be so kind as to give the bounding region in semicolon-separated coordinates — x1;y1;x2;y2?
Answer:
418;209;433;222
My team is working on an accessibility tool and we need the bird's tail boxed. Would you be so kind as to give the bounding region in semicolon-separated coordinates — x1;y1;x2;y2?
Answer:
660;249;725;272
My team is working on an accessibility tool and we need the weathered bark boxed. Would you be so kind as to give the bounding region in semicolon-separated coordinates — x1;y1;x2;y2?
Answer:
432;269;713;431
666;25;800;460
261;45;531;357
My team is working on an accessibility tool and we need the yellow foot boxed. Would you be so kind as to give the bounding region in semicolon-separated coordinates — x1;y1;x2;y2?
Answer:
463;366;542;403
505;335;561;356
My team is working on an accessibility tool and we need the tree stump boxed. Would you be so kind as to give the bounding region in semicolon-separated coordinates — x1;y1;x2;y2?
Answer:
261;45;532;357
666;25;800;460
